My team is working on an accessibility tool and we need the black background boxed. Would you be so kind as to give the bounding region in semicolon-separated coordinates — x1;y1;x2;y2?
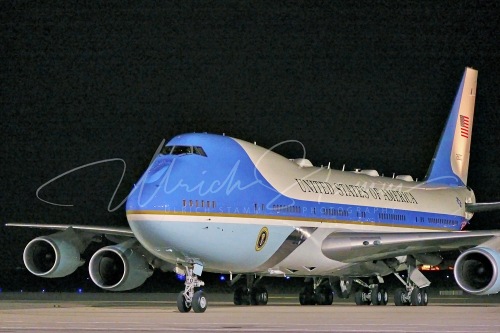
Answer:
1;1;499;291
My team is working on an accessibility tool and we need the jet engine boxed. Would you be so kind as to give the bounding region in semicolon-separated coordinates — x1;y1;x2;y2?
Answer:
23;230;85;278
454;247;500;295
89;240;153;291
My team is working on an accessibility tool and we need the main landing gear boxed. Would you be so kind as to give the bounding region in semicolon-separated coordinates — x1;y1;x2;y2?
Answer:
353;278;388;306
392;273;429;306
392;256;430;306
176;264;207;313
232;274;269;306
299;277;334;305
394;286;428;306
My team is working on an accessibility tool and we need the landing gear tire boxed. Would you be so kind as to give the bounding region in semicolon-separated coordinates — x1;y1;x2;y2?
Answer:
354;290;369;305
299;288;316;305
314;285;334;305
394;288;410;306
251;287;269;305
234;286;268;306
234;287;249;305
177;291;192;313
233;287;243;305
379;287;388;306
370;286;388;306
192;290;207;313
421;288;429;306
354;291;363;305
411;287;424;306
371;286;381;306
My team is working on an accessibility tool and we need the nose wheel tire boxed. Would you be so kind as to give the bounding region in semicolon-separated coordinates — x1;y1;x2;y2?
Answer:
177;291;192;313
192;290;207;313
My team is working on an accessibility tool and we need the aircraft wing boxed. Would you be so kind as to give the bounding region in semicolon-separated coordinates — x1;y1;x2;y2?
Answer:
321;230;500;263
5;223;134;237
466;202;500;213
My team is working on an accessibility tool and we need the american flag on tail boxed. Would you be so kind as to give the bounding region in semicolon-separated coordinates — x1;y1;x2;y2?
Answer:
460;115;470;138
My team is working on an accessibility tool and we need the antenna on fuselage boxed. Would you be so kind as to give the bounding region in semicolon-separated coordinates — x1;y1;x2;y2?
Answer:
327;162;331;169
342;164;345;171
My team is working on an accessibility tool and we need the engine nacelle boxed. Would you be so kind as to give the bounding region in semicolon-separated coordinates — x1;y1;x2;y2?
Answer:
454;247;500;295
89;240;153;291
23;231;85;278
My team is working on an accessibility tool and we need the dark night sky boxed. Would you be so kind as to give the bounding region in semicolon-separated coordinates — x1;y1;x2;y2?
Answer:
1;2;499;287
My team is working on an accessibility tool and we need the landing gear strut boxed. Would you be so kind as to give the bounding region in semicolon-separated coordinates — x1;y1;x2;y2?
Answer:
393;275;429;306
393;256;430;306
299;277;334;305
176;264;207;313
233;274;268;306
353;277;388;306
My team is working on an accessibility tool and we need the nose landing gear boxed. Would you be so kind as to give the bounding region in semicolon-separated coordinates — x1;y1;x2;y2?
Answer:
176;264;207;313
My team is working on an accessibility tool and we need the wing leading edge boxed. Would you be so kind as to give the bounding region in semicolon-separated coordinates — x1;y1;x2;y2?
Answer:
466;202;500;213
5;223;134;237
321;230;500;263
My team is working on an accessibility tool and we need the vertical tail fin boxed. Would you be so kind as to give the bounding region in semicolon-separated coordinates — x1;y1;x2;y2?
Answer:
424;67;478;186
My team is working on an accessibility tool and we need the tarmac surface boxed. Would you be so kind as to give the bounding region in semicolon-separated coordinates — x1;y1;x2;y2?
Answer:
1;292;500;332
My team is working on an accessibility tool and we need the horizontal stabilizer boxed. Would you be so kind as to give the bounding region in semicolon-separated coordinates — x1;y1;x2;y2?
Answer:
466;202;500;213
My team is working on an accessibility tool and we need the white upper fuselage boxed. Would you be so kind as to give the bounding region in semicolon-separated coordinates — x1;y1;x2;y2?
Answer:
126;133;475;276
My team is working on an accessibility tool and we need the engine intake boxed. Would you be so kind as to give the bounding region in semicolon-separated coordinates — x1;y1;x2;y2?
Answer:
454;247;500;295
23;232;84;278
89;240;153;291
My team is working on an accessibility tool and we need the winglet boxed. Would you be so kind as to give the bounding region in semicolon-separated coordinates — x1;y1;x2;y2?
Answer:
425;67;478;186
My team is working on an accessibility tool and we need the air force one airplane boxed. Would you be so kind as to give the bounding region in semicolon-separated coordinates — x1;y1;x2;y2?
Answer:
7;67;500;313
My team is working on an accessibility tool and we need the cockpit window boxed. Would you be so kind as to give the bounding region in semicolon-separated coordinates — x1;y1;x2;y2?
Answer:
171;146;193;155
160;145;207;157
193;146;207;156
